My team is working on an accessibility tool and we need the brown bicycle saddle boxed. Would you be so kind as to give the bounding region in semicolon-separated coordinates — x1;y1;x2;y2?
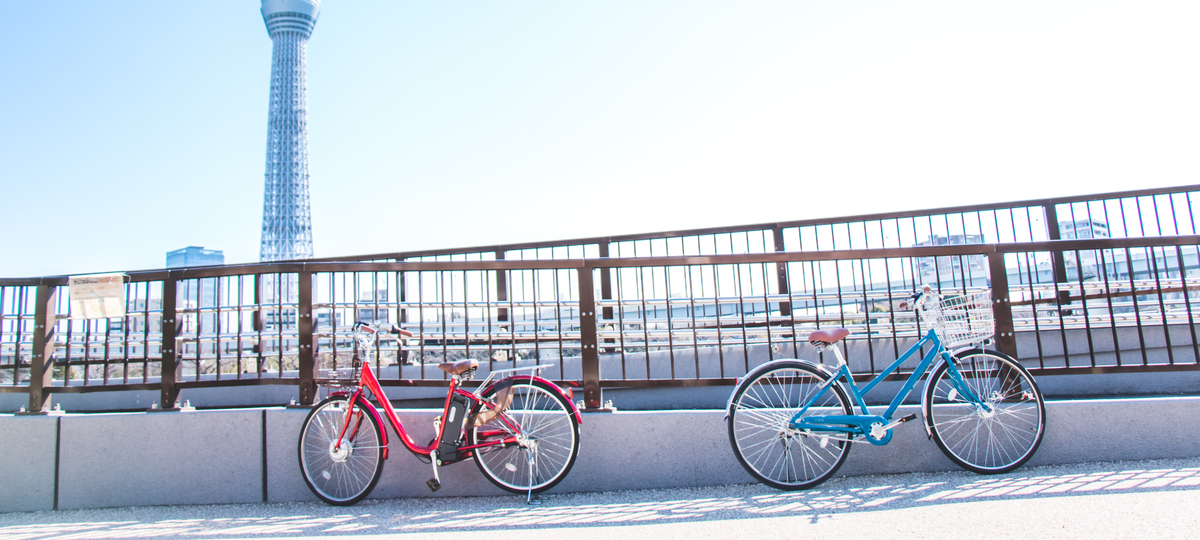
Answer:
808;328;850;345
438;359;479;375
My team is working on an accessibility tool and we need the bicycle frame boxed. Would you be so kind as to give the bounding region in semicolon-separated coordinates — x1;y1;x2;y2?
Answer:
329;356;580;463
789;328;990;445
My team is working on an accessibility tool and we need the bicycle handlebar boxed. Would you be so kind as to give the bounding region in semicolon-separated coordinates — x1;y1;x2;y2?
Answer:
353;321;414;338
390;324;414;338
913;285;938;311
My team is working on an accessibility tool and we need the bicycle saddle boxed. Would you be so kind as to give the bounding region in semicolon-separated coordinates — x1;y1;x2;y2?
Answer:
438;359;479;375
808;328;850;346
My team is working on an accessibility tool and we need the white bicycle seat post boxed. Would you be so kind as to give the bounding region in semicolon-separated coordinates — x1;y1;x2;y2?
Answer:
832;346;856;382
829;344;848;368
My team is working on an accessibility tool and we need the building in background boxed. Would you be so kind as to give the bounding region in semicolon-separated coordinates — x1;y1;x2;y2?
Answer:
1059;219;1110;240
1059;220;1110;281
166;246;225;269
258;0;320;262
915;234;989;287
167;247;224;335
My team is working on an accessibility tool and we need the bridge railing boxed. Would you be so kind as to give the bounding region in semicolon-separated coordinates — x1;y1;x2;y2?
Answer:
3;186;1199;412
316;185;1200;262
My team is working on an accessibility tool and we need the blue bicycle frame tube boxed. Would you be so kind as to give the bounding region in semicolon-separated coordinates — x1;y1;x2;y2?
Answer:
791;329;989;436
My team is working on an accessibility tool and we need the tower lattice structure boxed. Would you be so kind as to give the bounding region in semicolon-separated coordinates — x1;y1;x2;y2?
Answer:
259;0;321;261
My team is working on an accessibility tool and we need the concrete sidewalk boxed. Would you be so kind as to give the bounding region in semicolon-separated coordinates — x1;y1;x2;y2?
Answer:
1;457;1197;539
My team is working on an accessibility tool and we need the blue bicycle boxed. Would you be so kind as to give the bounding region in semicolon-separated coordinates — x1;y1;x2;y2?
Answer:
726;287;1046;490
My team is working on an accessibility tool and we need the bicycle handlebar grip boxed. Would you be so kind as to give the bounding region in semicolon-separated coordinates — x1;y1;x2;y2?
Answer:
389;324;414;338
914;285;939;311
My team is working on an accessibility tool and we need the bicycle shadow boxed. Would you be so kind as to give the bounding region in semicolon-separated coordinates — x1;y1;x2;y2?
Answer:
389;458;1200;532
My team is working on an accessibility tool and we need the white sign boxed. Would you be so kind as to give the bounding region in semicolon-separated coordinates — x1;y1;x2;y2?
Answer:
69;273;127;320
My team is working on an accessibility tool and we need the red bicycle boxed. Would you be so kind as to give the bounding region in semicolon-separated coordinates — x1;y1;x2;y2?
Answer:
297;321;582;505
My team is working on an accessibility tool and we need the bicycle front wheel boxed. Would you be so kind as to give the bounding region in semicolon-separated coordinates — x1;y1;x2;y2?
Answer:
727;360;854;490
468;379;580;494
924;349;1046;474
298;395;385;505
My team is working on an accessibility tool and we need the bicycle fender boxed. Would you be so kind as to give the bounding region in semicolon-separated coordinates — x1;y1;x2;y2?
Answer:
920;359;948;440
353;393;390;460
920;347;992;440
484;375;582;425
725;358;838;419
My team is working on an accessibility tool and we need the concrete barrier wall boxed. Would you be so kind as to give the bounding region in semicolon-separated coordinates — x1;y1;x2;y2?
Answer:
0;415;57;513
2;397;1199;512
57;410;265;509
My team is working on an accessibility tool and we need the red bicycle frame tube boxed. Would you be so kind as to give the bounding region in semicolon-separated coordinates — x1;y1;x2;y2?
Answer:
325;389;389;459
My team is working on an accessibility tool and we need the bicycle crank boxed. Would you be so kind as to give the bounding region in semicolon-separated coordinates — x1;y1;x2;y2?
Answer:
868;413;918;441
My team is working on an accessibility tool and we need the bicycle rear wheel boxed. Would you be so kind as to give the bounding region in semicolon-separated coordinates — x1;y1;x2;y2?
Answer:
727;360;853;490
924;349;1046;474
298;395;385;505
468;379;579;494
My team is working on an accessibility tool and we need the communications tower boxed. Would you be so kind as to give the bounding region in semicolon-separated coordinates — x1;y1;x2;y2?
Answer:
258;0;321;261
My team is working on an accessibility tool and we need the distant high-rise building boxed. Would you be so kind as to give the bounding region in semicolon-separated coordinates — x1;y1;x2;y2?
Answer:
1059;219;1110;280
914;234;989;287
259;0;320;262
167;247;224;334
166;246;225;268
1059;219;1110;240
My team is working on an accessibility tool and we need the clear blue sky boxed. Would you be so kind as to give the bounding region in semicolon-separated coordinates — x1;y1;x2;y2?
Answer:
1;1;1197;278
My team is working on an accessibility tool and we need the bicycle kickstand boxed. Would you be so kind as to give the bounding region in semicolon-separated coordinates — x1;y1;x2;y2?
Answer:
426;450;442;492
525;449;541;505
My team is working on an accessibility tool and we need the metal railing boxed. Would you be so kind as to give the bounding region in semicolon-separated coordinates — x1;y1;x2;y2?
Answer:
317;185;1199;262
3;185;1199;412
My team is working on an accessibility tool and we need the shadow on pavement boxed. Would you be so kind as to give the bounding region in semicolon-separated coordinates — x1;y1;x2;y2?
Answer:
1;458;1198;539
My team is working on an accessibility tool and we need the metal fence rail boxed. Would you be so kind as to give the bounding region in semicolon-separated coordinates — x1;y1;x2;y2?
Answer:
3;186;1199;412
316;185;1199;262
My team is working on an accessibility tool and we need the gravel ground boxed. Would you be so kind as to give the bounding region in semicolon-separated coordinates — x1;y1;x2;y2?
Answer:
2;457;1198;539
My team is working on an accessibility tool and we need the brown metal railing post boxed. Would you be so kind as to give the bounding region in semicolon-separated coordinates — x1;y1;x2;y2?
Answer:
297;270;315;405
599;242;613;318
160;278;180;409
27;284;56;413
772;226;792;316
987;251;1018;358
599;242;615;353
1044;203;1072;306
495;250;508;323
577;266;602;409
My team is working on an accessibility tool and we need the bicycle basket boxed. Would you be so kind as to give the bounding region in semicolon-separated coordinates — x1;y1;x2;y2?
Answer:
919;289;995;348
315;354;362;388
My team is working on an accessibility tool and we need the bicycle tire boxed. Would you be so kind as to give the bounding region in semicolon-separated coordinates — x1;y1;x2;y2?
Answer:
298;395;385;505
924;349;1046;474
727;360;854;490
468;379;579;494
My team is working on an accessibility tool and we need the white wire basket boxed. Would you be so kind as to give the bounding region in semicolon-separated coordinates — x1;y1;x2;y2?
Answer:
315;355;362;388
918;289;995;348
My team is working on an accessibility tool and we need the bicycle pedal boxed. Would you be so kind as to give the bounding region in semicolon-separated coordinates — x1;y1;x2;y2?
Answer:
426;478;441;492
879;413;919;434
